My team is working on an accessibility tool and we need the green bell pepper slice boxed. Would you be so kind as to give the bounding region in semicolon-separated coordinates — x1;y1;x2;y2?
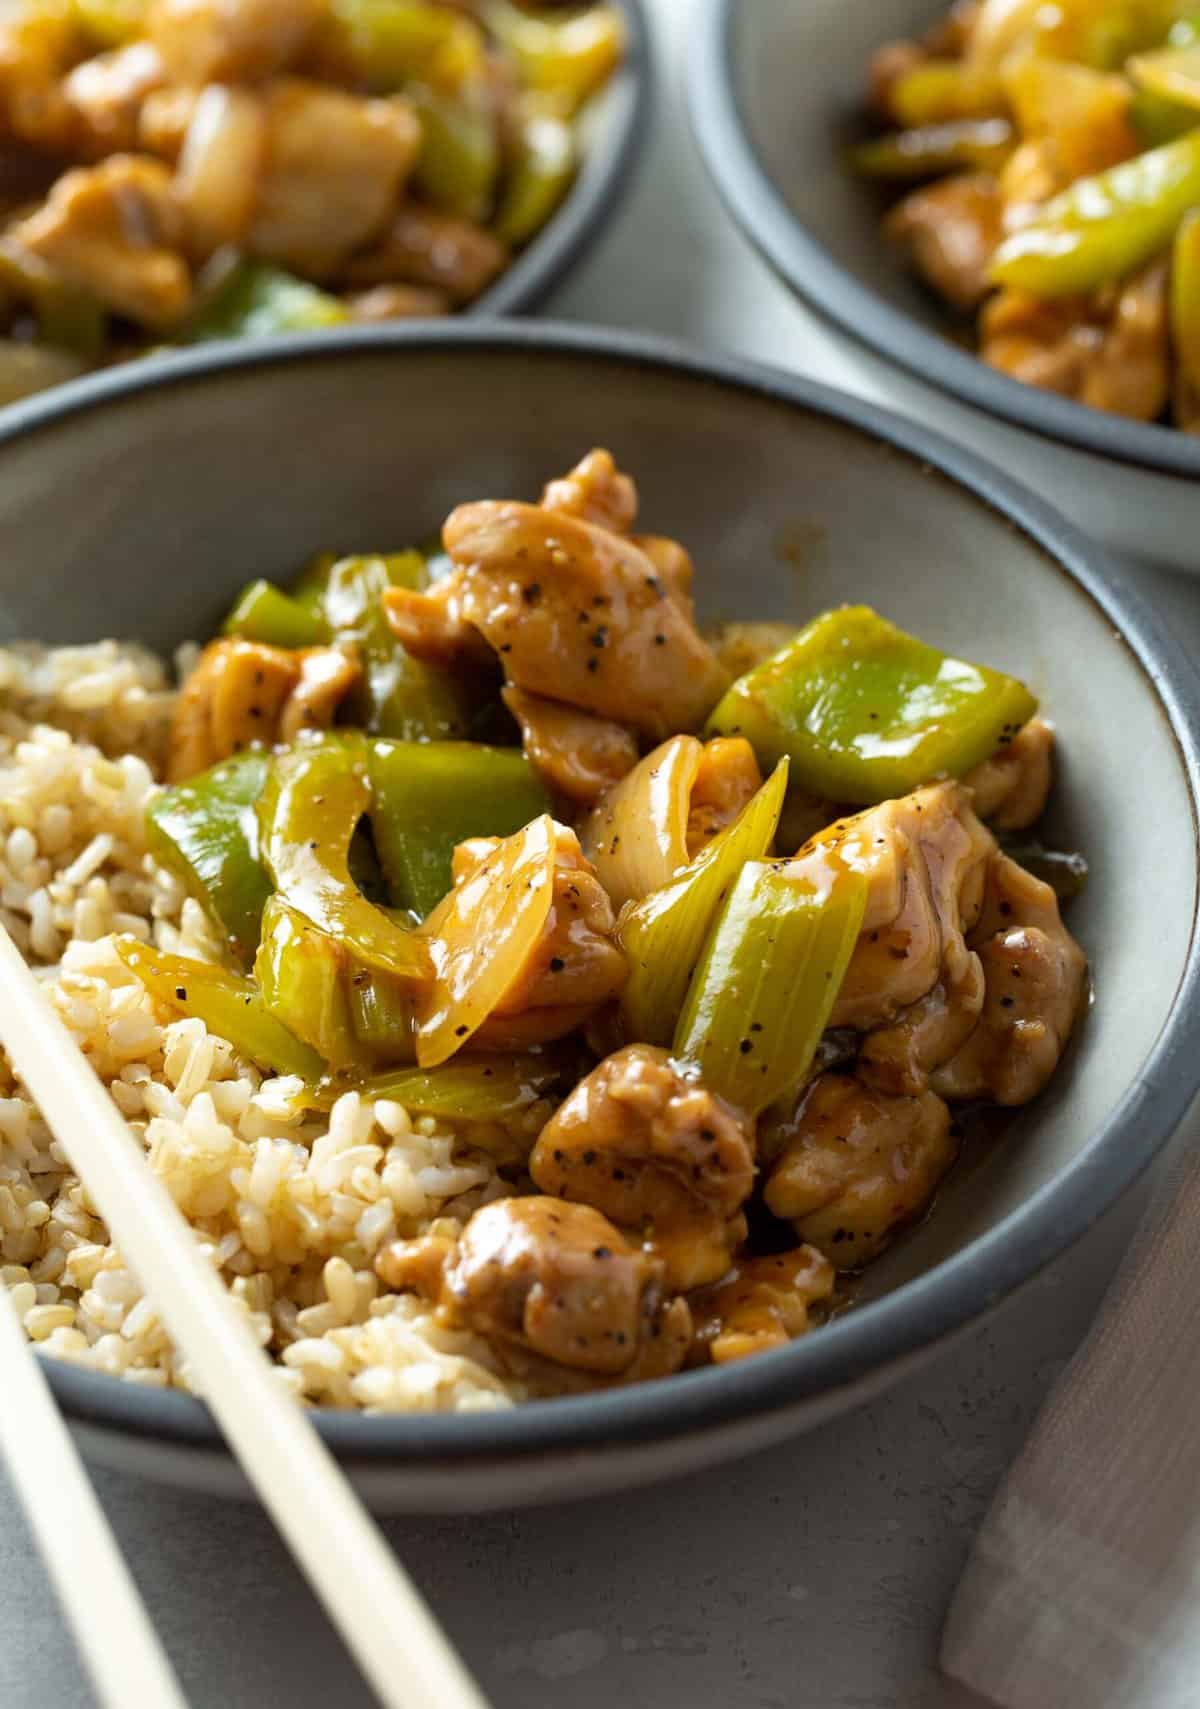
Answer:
482;1;623;116
114;936;323;1079
222;579;330;650
257;739;431;983
322;552;498;741
145;753;272;967
255;894;363;1070
674;860;868;1117
332;0;486;91
850;119;1014;181
705;606;1037;807
181;261;348;343
989;130;1200;297
411;83;500;221
493;110;577;246
366;738;553;917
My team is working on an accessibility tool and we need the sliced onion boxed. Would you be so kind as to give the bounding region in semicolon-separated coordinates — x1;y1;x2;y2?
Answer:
580;735;702;911
416;814;557;1066
176;84;266;257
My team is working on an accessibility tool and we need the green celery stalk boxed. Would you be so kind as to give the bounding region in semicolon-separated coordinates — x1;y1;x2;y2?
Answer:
411;83;500;220
674;862;868;1116
222;579;330;650
989;130;1200;296
368;738;552;917
114;936;323;1079
850;119;1014;180
493;110;577;246
705;606;1036;806
145;753;272;967
619;760;788;1046
295;1049;577;1126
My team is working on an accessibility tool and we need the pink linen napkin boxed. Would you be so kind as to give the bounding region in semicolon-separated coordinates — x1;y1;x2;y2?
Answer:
941;1120;1200;1709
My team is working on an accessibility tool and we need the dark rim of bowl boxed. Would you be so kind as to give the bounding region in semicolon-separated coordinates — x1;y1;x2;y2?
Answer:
4;321;1198;1467
470;0;652;318
688;0;1200;485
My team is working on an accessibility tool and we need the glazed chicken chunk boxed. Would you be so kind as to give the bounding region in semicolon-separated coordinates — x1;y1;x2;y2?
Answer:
501;685;638;806
376;1197;693;1382
384;450;730;743
931;851;1088;1105
764;1074;957;1269
166;637;361;781
688;1246;836;1365
147;0;325;86
531;1044;757;1290
964;716;1054;831
885;174;1005;311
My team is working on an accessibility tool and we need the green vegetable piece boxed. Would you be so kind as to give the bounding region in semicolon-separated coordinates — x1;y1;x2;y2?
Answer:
182;260;349;343
674;862;868;1117
411;83;500;220
989;130;1200;296
1131;40;1200;109
482;1;623;116
114;936;323;1079
344;957;415;1061
619;760;789;1046
146;753;272;967
294;1049;579;1140
1130;88;1200;145
368;738;553;917
332;0;485;90
222;579;330;650
322;552;499;741
849;118;1014;180
705;606;1037;806
255;894;371;1071
258;739;430;983
493;110;576;246
289;551;338;620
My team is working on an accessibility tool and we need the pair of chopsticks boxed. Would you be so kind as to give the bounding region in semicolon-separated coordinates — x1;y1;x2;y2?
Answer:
0;924;491;1709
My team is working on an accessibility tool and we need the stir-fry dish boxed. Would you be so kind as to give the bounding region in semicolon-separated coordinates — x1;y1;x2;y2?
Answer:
0;0;622;401
856;0;1200;429
0;450;1088;1410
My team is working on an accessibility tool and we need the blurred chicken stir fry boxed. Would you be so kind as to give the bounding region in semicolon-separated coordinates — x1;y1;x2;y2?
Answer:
128;447;1089;1396
856;0;1200;429
0;0;624;398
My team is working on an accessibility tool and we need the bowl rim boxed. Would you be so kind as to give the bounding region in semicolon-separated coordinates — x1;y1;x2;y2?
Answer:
6;320;1199;1468
469;0;652;318
687;0;1200;485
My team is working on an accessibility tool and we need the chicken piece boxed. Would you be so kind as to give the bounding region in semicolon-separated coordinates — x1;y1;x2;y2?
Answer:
764;1074;957;1269
344;282;450;321
137;83;197;160
688;1246;836;1365
542;448;638;534
685;736;761;857
886;173;1004;311
148;0;324;85
502;685;638;806
0;8;83;155
166;638;360;781
249;80;421;279
964;716;1054;831
531;1044;757;1290
12;154;189;327
342;204;508;304
63;42;167;159
707;620;798;679
793;782;995;1034
429;501;728;741
981;265;1171;421
376;1197;693;1381
449;823;627;1048
931;852;1087;1105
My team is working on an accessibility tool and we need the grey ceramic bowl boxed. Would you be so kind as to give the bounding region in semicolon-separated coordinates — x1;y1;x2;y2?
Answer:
1;325;1198;1513
689;0;1200;574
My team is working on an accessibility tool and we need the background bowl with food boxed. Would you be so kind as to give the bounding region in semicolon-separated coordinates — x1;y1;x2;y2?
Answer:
0;0;649;402
1;324;1197;1511
690;0;1200;573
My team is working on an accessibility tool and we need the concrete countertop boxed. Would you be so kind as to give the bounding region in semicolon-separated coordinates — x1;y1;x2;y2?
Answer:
3;3;1197;1705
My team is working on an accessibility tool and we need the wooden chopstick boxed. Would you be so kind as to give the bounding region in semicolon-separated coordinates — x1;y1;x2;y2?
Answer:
0;1284;190;1709
0;925;491;1709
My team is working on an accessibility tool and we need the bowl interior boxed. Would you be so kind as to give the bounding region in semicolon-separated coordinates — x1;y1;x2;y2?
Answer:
0;333;1194;1452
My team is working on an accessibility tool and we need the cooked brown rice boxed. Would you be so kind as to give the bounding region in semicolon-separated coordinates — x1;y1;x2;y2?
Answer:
0;641;532;1412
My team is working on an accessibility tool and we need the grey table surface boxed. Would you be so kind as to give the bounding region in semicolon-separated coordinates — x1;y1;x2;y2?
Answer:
3;3;1199;1706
